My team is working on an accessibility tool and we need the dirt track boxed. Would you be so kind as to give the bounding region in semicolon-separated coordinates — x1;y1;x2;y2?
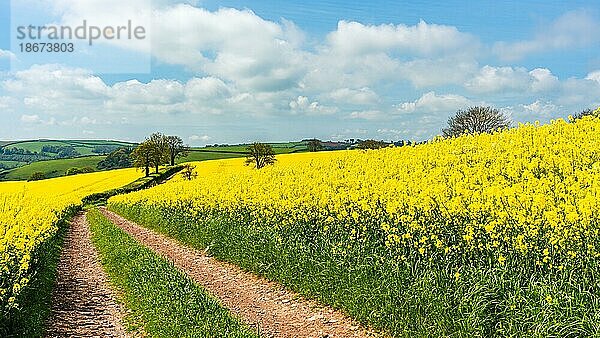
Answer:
45;213;130;338
100;207;381;338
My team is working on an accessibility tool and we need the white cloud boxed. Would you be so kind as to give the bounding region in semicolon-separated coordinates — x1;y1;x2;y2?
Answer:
465;66;560;94
520;100;561;118
289;96;337;115
21;114;42;124
348;110;385;120
586;71;600;83
189;135;211;141
397;91;474;113
110;79;185;106
326;20;477;57
0;49;16;60
465;66;531;93
327;87;379;105
494;10;600;61
529;68;560;92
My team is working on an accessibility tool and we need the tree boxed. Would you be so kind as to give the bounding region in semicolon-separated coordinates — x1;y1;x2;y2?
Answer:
180;164;198;180
131;141;154;177
306;139;323;152
165;135;189;166
442;106;510;138
148;133;169;174
97;147;133;170
245;142;276;169
66;167;83;176
356;140;389;150
28;172;45;181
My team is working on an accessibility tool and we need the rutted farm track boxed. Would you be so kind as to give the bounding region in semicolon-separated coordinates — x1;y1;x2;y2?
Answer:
46;209;380;337
45;213;131;338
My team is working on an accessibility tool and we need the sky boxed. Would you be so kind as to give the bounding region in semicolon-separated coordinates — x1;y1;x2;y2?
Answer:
0;0;599;145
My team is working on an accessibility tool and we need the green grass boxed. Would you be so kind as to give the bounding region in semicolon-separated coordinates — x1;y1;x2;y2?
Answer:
86;209;258;338
177;151;243;163
0;208;75;337
1;140;135;154
109;204;600;338
0;156;106;181
0;161;28;169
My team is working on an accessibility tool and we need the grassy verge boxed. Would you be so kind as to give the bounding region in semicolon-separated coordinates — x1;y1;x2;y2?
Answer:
108;203;600;337
86;208;258;338
0;207;77;337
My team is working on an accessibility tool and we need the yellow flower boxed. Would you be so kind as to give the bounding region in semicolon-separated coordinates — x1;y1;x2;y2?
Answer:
498;255;506;265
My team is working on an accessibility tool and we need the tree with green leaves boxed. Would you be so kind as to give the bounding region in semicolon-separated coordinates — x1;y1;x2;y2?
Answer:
356;139;389;150
306;139;324;152
245;142;276;169
97;147;133;170
131;141;154;177
165;135;189;166
27;172;45;181
442;106;510;137
148;132;169;174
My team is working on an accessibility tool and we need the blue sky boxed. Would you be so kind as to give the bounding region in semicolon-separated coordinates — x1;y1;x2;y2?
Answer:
0;0;599;144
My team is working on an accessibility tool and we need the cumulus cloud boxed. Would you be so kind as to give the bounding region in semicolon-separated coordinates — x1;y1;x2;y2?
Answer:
493;10;600;61
465;66;560;94
397;91;475;113
326;20;477;56
289;96;338;115
522;100;560;117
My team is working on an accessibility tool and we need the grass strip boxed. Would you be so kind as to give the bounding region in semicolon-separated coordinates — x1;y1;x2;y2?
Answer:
86;208;258;338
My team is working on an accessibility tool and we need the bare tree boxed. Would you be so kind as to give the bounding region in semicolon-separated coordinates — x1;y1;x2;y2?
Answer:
165;135;189;166
245;142;276;169
442;106;510;137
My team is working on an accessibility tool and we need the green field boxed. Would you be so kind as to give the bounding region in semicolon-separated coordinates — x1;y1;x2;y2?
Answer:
201;142;307;154
0;156;106;181
2;140;135;155
177;151;243;163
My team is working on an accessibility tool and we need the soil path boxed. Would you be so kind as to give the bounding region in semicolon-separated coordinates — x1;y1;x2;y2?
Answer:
100;207;382;338
45;212;131;338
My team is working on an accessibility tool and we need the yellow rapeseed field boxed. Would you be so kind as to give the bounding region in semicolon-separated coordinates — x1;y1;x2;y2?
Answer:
111;116;600;272
0;169;141;310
